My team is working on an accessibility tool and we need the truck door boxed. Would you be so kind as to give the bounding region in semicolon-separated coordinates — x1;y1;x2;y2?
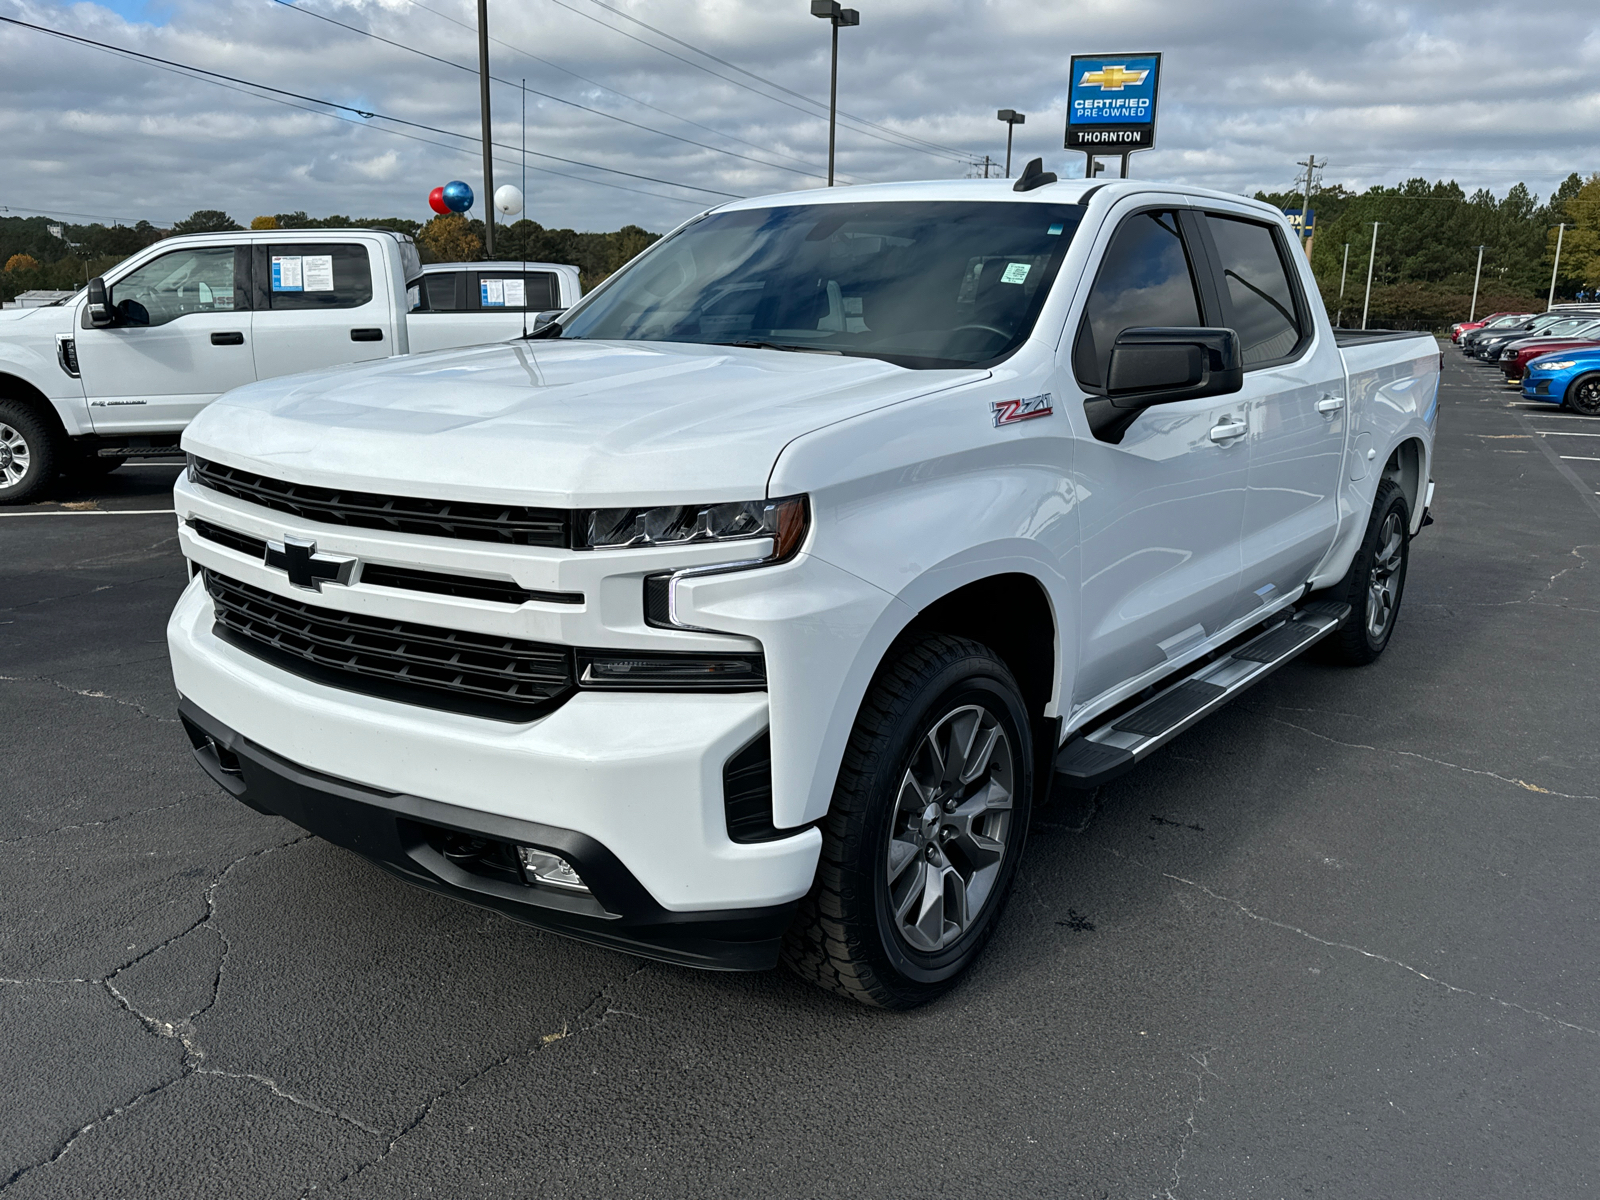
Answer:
249;241;395;381
73;244;254;432
1069;208;1249;706
1197;211;1345;601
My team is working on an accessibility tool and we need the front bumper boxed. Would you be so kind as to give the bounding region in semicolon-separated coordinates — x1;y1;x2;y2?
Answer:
1522;374;1562;403
179;700;798;970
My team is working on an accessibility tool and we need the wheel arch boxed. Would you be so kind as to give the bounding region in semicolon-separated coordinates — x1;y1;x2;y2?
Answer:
1381;435;1428;532
0;371;70;444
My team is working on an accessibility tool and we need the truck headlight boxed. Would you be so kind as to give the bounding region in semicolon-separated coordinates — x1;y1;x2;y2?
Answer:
581;495;808;560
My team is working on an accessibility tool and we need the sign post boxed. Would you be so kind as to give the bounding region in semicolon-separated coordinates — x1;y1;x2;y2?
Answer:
1064;53;1162;178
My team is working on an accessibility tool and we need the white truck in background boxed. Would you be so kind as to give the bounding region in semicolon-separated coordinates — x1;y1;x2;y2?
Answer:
168;169;1440;1008
0;228;580;503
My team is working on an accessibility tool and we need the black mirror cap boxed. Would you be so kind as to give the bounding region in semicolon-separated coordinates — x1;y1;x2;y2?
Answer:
1085;327;1243;443
85;276;114;328
1013;158;1058;193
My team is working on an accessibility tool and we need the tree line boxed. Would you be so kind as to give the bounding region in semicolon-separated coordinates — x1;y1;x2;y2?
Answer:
1257;172;1600;329
1;208;660;301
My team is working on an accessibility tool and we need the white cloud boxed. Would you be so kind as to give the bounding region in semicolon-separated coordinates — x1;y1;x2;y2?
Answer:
1;0;1596;234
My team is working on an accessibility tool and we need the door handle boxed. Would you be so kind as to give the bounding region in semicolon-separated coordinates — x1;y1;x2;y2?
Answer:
1315;394;1345;414
1209;419;1248;443
350;328;384;342
210;331;244;346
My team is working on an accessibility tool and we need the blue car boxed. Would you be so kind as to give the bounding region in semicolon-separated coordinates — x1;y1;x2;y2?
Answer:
1522;346;1600;415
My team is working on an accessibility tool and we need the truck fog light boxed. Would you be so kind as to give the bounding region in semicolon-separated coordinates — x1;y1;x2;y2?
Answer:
517;846;590;893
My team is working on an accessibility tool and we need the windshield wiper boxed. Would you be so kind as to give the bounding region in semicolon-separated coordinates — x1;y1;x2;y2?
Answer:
722;340;841;355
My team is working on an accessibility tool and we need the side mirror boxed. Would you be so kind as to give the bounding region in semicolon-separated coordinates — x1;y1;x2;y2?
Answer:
85;277;114;328
523;308;566;339
1084;327;1243;443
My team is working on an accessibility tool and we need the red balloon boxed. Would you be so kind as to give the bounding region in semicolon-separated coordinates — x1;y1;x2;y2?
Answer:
428;186;450;215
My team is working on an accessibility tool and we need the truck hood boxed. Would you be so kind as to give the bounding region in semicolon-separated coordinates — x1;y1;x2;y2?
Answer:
183;339;988;507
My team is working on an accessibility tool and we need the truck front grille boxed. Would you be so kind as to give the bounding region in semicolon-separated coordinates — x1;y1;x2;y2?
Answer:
202;570;574;721
190;457;569;547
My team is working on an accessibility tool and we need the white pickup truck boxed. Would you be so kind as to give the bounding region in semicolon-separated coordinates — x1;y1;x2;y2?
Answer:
0;229;579;503
166;167;1439;1008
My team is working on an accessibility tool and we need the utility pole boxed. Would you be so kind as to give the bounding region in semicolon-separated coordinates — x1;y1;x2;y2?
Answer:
981;155;992;179
1469;244;1485;321
997;109;1026;177
477;0;495;257
1361;222;1380;331
1547;224;1567;311
811;1;860;187
1336;242;1350;327
1295;153;1323;255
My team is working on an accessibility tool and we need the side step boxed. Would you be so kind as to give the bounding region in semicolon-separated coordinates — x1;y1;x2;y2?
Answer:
1054;601;1351;789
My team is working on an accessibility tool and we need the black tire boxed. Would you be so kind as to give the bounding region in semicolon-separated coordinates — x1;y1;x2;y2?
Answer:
1316;479;1410;666
0;398;60;506
782;633;1033;1009
1566;372;1600;417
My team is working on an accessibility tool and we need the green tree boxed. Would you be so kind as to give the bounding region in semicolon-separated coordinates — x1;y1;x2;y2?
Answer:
171;210;242;234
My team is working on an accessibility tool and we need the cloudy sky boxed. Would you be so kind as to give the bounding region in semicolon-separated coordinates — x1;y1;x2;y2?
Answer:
3;0;1598;234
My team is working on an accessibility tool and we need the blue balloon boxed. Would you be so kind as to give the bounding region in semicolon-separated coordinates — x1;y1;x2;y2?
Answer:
441;180;474;213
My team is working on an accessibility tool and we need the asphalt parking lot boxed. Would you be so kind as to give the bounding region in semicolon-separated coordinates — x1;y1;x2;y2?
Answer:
3;348;1598;1199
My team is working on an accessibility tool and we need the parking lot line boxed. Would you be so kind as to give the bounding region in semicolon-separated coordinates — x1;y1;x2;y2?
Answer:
1558;456;1600;462
0;508;176;517
1535;431;1600;437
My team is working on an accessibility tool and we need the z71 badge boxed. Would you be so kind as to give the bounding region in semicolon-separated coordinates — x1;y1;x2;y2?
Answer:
991;393;1053;427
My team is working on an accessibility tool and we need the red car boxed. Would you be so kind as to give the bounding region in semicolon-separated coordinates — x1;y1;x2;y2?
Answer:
1452;311;1525;343
1499;333;1600;381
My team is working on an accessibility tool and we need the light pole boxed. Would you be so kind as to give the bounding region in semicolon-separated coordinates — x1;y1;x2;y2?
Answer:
1361;222;1380;331
1547;223;1567;311
997;109;1025;177
477;0;495;257
1469;244;1485;321
811;1;859;187
1337;242;1350;327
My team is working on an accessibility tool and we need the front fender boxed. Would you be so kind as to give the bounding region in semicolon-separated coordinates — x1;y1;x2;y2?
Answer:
0;307;89;434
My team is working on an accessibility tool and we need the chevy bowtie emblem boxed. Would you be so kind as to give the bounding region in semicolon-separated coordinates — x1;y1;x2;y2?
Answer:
264;536;357;592
1080;65;1148;90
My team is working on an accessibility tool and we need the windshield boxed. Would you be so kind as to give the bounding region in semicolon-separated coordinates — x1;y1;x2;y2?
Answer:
557;200;1086;369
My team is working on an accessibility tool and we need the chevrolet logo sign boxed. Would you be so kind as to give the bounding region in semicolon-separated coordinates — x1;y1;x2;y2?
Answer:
1080;64;1148;90
263;536;356;592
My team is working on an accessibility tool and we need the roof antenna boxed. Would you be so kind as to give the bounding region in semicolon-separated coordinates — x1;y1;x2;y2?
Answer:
1013;157;1058;193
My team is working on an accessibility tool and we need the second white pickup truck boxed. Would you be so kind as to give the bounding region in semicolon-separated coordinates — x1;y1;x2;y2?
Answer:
167;165;1439;1008
0;229;580;503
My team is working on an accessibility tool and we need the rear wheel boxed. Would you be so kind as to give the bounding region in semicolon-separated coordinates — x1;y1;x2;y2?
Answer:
782;633;1032;1009
0;399;60;506
1566;372;1600;417
1317;479;1410;666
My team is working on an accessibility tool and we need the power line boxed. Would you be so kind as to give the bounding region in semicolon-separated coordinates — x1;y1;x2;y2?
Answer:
538;0;977;166
273;0;830;182
0;14;740;203
397;0;844;182
574;0;977;160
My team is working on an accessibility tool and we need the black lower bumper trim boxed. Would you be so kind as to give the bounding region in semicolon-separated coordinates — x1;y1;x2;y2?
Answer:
178;699;798;971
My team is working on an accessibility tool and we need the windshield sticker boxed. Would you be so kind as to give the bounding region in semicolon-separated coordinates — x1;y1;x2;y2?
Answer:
302;255;334;292
992;393;1053;426
1001;262;1031;285
1047;223;1065;236
270;256;303;292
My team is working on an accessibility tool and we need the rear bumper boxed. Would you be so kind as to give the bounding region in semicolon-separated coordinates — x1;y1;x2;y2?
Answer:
179;698;800;971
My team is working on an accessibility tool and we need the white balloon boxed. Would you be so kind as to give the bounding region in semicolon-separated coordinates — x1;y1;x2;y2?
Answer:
494;185;524;216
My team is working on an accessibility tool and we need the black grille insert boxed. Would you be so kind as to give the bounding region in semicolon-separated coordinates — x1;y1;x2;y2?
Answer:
723;732;789;844
190;456;569;547
203;569;574;721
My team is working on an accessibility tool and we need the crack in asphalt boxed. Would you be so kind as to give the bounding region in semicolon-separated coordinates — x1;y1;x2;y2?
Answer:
1263;714;1598;801
0;799;195;848
0;674;179;723
0;835;388;1195
1103;846;1600;1040
1162;1049;1219;1200
294;963;654;1198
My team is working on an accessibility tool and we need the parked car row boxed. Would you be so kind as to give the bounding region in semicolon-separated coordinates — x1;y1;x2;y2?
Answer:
1455;307;1600;415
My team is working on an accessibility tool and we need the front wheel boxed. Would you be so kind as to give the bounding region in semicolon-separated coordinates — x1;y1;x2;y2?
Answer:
1565;372;1600;417
0;399;60;506
1317;479;1410;666
782;634;1033;1009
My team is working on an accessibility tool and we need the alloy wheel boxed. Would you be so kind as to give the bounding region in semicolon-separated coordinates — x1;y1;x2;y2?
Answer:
0;423;31;489
1366;510;1405;641
1572;377;1600;417
885;703;1014;953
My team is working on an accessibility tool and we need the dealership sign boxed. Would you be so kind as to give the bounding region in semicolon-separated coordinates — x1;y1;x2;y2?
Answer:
1065;53;1162;160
